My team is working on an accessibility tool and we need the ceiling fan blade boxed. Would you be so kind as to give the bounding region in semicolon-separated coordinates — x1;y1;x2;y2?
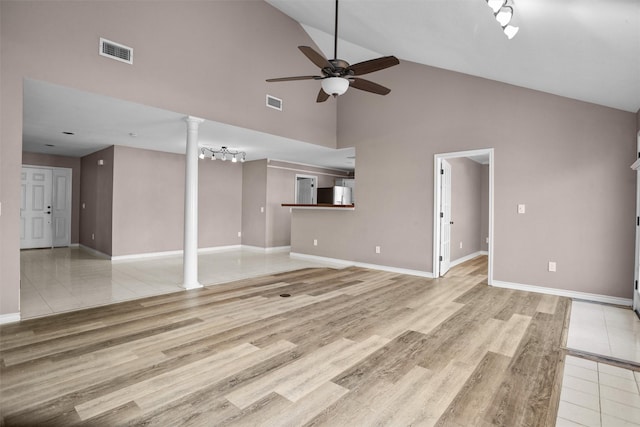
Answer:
298;46;333;70
266;75;322;82
316;88;330;103
350;78;391;95
349;56;400;76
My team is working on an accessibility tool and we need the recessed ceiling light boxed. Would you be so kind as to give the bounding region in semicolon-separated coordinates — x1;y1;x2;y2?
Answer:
62;131;75;135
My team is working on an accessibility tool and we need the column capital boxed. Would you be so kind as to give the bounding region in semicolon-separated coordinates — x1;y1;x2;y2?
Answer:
185;116;205;125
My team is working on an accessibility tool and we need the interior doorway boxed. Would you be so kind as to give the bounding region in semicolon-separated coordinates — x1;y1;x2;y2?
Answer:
295;174;317;204
20;165;72;249
433;149;494;283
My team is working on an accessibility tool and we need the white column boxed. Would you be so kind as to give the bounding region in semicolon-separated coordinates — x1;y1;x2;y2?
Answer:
182;116;204;289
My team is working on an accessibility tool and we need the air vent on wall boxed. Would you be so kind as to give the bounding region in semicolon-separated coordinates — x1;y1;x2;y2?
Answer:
99;38;133;64
266;95;283;111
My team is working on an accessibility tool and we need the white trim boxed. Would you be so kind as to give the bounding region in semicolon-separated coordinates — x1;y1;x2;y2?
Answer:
492;280;633;307
449;251;486;268
242;245;291;254
200;245;243;254
290;252;434;278
433;148;494;285
79;244;111;259
69;243;80;247
0;312;21;325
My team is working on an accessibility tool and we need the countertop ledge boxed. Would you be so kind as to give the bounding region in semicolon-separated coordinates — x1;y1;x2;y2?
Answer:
281;204;355;210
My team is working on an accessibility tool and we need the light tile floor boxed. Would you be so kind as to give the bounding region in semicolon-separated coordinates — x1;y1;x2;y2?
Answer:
557;356;640;427
20;247;346;319
557;301;640;426
568;301;640;363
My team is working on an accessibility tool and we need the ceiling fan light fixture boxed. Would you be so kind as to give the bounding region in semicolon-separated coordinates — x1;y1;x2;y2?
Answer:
321;77;349;97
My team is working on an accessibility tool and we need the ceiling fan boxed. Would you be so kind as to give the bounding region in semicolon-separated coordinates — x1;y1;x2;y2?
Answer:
266;0;400;103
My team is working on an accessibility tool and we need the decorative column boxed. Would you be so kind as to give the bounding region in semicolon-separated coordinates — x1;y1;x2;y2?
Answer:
182;116;205;289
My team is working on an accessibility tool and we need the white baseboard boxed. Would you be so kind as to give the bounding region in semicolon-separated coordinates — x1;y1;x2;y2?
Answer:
290;252;434;278
69;243;80;247
0;312;21;325
492;280;633;307
242;245;291;254
79;244;111;259
450;251;486;268
198;245;242;254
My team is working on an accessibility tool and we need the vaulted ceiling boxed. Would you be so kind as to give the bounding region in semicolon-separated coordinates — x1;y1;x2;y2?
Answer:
267;0;640;113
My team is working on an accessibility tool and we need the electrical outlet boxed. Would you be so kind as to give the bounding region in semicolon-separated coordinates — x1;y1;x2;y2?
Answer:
459;242;463;249
518;204;526;214
82;202;86;209
486;237;489;244
237;231;241;237
260;206;264;213
313;239;318;246
92;233;95;240
375;246;381;254
548;261;556;272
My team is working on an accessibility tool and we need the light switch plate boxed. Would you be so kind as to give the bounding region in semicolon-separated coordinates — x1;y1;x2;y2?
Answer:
548;261;556;272
518;204;526;214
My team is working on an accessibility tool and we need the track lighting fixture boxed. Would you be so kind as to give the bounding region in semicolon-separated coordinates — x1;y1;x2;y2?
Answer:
485;0;519;39
199;146;246;163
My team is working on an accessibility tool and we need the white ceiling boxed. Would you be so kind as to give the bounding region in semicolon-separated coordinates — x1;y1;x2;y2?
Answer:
22;79;355;170
267;0;640;113
23;1;639;169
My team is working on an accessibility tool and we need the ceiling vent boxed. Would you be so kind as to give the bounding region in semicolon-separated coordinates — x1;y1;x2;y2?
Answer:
266;95;283;111
99;38;133;64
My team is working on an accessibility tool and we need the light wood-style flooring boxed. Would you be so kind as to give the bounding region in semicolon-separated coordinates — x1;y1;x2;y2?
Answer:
0;256;570;426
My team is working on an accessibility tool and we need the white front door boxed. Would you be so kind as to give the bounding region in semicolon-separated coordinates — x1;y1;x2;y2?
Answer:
21;167;53;249
440;159;452;276
21;166;72;249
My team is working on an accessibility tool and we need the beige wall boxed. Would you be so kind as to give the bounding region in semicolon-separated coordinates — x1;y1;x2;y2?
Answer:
80;147;114;255
0;0;338;315
448;157;484;261
266;161;350;248
242;160;268;248
111;145;243;256
292;60;636;299
21;152;81;244
198;158;243;250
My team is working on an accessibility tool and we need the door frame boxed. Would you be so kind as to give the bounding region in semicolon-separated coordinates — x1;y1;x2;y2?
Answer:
433;148;494;283
295;174;318;204
633;131;640;314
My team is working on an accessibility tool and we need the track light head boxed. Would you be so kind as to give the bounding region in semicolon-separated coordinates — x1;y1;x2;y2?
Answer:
495;6;513;26
503;24;519;39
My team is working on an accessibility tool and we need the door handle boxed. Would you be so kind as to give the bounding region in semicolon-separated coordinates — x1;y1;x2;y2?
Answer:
46;211;51;215
450;221;454;225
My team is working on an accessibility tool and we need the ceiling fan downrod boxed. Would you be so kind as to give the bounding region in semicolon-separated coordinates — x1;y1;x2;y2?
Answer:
334;0;339;60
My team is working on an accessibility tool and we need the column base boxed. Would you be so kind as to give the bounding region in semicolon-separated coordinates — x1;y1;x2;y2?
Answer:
181;281;203;290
